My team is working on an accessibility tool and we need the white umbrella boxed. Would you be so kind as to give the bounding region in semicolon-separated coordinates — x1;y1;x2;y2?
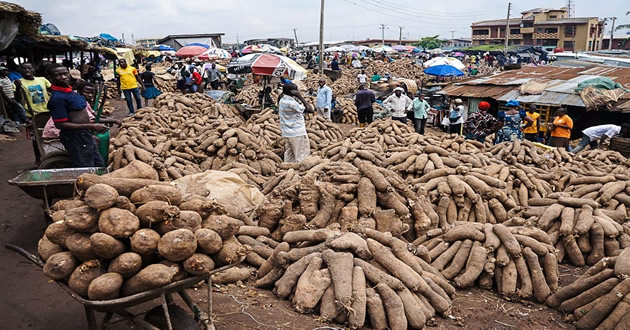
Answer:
429;48;445;54
198;48;232;60
372;45;396;53
350;45;371;52
423;57;465;71
339;44;356;51
325;46;345;52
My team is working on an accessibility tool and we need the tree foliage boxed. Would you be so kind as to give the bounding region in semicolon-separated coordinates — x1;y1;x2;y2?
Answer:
414;36;445;50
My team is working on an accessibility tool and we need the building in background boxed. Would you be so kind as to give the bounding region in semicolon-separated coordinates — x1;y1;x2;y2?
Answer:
353;39;420;47
299;41;347;51
601;34;630;50
471;7;604;52
243;38;295;49
444;38;472;48
135;38;160;48
156;33;224;50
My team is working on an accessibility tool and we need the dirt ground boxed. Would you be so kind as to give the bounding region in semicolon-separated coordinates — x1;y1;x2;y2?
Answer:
0;99;581;329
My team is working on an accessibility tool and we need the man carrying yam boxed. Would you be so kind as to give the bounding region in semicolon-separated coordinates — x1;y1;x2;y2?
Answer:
46;64;108;167
278;83;314;163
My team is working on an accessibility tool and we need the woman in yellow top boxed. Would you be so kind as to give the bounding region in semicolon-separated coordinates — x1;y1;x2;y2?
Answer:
548;107;573;148
523;104;541;142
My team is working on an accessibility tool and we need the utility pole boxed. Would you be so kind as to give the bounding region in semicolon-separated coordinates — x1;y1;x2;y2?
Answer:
122;33;125;44
609;17;617;50
319;0;325;73
379;24;387;47
292;28;299;48
398;26;404;45
449;30;456;40
504;2;511;55
566;0;575;18
236;33;240;47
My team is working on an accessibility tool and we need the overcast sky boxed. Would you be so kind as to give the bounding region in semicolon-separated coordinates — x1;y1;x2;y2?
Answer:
15;0;629;45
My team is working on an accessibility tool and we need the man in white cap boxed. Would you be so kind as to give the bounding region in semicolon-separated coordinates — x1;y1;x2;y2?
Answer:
383;87;412;124
448;98;467;134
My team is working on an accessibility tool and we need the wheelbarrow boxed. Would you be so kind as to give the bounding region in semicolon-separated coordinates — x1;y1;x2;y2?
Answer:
8;167;109;216
6;244;242;330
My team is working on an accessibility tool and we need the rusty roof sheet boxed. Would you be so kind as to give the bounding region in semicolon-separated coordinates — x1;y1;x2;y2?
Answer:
437;85;515;98
498;90;585;106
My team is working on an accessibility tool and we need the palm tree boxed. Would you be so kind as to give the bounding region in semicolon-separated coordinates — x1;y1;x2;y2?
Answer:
615;11;630;47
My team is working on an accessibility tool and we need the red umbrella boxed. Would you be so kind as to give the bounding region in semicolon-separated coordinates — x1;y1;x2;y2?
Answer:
175;45;207;58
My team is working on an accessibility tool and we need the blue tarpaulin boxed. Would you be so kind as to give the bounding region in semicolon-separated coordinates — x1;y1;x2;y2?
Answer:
424;65;464;77
186;43;209;48
152;44;175;51
99;33;118;42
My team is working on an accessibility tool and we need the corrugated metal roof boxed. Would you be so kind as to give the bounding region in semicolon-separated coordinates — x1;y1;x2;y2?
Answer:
497;90;585;106
437;85;514;98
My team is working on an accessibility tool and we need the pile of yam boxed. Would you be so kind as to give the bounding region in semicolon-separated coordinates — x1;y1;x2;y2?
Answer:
255;228;454;329
40;163;254;300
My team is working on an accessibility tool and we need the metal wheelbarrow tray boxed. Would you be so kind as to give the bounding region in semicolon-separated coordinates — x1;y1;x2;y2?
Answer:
8;167;109;201
7;244;240;330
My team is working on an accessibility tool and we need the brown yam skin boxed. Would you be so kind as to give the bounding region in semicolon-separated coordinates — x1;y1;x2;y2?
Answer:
348;266;367;329
65;233;98;261
538;204;565;230
543;252;559;292
68;260;106;298
90;233;126;259
501;259;518;297
43;252;78;280
597;293;630;330
156;210;202;235
546;268;615;308
130;185;183;205
135;201;180;227
493;224;522;258
374;283;407;330
353;258;404;290
52;199;86;211
64;206;100;233
77;173;170;197
130;229;161;256
319;284;338;322
183;253;215;275
454;245;487;288
576;279;630;330
157;229;197;262
515;256;533;299
431;240;463;271
398;287;426;329
107;160;159;180
115;196;135;213
558;277;620;313
292;258;330;311
202;215;241;240
84;184;119;211
274;253;321;299
365;287;388;330
210;267;251;285
195;228;223;255
615;247;630;277
88;272;124;300
121;264;174;296
108;252;143;278
563;234;586;266
522;247;551;302
159;260;187;281
357;177;377;217
442;239;473;280
38;236;64;261
442;226;485;242
98;208;140;239
322;249;354;308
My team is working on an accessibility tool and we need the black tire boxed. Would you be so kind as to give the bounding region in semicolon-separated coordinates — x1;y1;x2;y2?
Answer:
38;154;72;169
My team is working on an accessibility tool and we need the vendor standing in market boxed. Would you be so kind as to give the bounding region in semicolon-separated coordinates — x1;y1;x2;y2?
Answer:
278;83;314;163
523;104;540;142
46;64;107;167
412;92;430;134
316;78;332;121
464;101;496;142
116;59;144;115
383;87;412;124
14;62;51;118
354;84;376;127
547;107;573;149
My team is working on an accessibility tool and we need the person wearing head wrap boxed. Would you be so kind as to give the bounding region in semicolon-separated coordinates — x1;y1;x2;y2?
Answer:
464;101;496;142
277;83;314;163
495;100;533;144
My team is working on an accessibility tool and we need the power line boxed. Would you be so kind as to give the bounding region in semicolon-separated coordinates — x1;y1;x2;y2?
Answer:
361;0;505;20
365;0;506;16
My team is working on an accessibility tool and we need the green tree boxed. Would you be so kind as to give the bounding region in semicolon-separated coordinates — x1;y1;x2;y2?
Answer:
414;35;444;50
615;11;630;47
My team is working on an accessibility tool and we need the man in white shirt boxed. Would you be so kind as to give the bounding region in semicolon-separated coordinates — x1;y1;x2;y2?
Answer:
357;70;367;85
448;98;467;134
315;78;332;121
383;87;412;124
570;123;630;154
278;83;314;162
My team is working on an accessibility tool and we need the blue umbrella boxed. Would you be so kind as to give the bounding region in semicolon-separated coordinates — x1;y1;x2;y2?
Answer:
424;64;464;77
152;44;175;51
186;43;210;48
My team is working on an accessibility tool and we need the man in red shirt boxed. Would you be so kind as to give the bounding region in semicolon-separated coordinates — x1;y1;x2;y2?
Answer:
189;67;202;93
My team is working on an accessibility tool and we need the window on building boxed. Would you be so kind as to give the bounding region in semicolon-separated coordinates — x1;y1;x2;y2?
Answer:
550;15;557;19
564;41;574;50
473;29;489;35
510;28;520;34
542;39;557;46
588;40;592;51
565;26;576;37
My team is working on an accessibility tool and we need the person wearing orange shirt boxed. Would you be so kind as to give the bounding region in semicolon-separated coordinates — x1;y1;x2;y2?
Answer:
523;104;540;142
548;107;573;148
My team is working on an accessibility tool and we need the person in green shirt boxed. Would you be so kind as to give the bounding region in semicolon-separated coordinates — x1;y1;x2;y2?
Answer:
412;92;430;134
371;73;382;82
14;62;51;117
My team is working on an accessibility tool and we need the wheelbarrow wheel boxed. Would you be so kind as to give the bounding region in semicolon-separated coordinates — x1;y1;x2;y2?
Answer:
38;154;72;169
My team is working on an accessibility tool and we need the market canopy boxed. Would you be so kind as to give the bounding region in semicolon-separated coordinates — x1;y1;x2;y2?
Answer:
423;57;465;71
226;53;306;80
175;45;207;57
152;44;175;51
424;64;464;77
339;44;356;51
198;47;232;60
372;45;396;53
324;46;345;52
350;45;371;52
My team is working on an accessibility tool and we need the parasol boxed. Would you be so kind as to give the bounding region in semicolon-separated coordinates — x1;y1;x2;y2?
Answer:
325;46;345;52
372;45;396;53
198;48;232;60
423;57;466;70
339;44;356;51
185;42;210;48
424;65;464;77
175;45;207;58
226;53;307;80
350;45;371;52
152;44;175;51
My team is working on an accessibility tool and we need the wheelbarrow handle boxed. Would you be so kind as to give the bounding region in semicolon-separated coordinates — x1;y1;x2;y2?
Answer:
6;244;44;268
